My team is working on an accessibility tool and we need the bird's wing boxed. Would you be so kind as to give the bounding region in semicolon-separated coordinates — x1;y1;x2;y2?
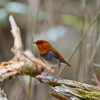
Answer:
50;46;71;67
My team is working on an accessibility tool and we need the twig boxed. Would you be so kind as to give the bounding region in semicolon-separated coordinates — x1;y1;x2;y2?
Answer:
94;63;100;67
28;76;32;99
76;0;88;81
93;73;100;86
31;0;42;51
29;0;42;99
43;88;52;100
88;33;100;66
23;53;54;73
83;0;90;82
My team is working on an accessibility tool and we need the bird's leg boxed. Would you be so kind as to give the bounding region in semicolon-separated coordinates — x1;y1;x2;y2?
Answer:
45;67;53;76
58;63;60;77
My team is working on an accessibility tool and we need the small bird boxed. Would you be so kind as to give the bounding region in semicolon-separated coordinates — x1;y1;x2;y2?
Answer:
33;40;71;77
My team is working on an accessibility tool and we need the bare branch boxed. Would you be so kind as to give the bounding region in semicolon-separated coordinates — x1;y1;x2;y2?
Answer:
88;34;100;66
93;73;100;86
9;15;23;54
0;15;54;82
94;63;100;67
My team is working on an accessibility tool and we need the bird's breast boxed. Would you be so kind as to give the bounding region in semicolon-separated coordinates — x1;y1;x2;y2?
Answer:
41;51;60;67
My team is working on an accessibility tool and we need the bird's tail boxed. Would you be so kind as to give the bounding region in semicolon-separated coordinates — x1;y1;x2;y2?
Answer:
65;61;72;67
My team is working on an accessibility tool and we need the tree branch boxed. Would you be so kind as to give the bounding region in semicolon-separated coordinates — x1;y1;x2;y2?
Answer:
36;75;100;100
0;15;54;82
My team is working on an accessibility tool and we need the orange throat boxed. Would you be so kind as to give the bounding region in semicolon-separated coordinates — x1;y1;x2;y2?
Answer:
39;49;49;55
37;44;50;55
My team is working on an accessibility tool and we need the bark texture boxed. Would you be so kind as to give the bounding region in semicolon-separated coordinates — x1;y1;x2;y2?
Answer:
36;75;100;100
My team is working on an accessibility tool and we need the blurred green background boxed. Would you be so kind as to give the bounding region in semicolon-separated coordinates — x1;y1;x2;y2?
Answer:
0;0;100;100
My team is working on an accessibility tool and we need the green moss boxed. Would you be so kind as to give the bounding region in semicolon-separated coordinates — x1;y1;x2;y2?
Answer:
20;65;37;77
80;84;90;91
74;88;100;100
73;83;100;100
73;81;77;84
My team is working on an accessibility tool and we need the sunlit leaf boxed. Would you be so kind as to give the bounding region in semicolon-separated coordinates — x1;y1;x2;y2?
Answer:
61;14;91;29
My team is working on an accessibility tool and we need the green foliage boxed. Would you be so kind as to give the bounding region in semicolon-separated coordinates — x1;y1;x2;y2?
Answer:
61;14;91;29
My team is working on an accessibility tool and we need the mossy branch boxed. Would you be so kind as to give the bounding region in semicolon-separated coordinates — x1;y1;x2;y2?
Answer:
36;75;100;100
0;15;54;82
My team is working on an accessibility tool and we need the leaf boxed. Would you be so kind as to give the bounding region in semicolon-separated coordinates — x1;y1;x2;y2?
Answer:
61;14;91;30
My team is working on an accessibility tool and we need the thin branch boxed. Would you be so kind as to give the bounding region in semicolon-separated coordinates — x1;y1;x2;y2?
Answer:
29;1;42;99
88;33;100;66
76;0;88;81
94;63;100;67
31;0;42;51
93;73;100;86
23;53;54;73
28;76;32;99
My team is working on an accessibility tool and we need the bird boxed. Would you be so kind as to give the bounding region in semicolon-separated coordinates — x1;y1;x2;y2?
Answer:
33;40;71;77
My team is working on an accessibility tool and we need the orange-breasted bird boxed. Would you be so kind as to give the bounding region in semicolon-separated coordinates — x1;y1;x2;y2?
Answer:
33;40;71;77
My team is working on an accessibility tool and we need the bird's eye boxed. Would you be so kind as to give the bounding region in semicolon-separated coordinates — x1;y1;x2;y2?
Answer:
41;41;43;44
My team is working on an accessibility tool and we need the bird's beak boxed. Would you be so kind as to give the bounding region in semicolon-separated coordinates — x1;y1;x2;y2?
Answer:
33;41;37;44
33;41;39;44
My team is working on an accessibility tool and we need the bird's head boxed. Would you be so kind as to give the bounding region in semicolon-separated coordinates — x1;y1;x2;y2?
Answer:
33;40;50;55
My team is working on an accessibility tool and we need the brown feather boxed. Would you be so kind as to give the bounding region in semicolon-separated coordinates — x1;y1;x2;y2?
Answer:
49;45;71;67
35;40;71;67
